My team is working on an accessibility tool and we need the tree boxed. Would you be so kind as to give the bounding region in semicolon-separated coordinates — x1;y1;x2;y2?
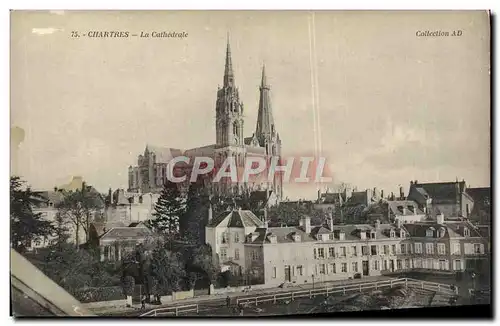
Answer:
147;180;186;238
10;176;54;252
122;276;135;307
56;183;104;248
150;243;186;293
191;244;219;286
53;211;70;249
180;183;210;244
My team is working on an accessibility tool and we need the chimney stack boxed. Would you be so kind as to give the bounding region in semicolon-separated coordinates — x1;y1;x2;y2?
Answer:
399;186;404;200
380;189;384;199
301;215;311;234
208;202;213;223
328;212;334;230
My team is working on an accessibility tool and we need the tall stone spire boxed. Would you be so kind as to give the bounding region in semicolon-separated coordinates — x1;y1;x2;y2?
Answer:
255;64;275;147
223;34;234;87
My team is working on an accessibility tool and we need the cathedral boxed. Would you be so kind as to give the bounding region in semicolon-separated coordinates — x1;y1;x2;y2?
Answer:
128;38;283;204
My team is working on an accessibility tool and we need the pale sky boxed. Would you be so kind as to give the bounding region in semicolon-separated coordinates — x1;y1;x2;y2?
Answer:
11;10;490;200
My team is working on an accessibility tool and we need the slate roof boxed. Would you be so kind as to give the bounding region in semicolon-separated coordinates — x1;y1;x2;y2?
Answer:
208;209;266;228
403;221;482;239
346;191;369;206
100;226;153;241
318;192;344;205
466;187;491;215
35;190;65;208
91;221;127;236
147;145;184;164
409;181;467;204
246;222;409;244
387;200;425;216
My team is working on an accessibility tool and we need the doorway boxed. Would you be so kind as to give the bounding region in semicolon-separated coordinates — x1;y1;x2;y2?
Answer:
284;265;291;282
362;261;369;276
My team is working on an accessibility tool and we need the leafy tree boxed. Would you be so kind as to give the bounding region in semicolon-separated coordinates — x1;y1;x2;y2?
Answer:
191;244;219;285
56;183;104;248
150;243;186;293
10;176;54;252
53;211;70;249
147;180;186;238
180;183;210;244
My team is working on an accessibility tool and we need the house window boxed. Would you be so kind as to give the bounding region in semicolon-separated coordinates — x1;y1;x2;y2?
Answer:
235;248;240;260
425;243;434;255
404;259;410;269
297;265;303;276
340;247;346;257
437;243;446;255
319;264;326;274
454;260;462;271
341;263;347;273
220;249;227;261
439;260;447;270
362;246;369;256
390;230;395;238
474;243;482;254
313;248;317;259
351;246;357;256
272;267;277;278
383;245;389;255
329;233;334;240
234;233;240;243
391;245;396;255
329;263;336;274
400;244;406;254
452;243;461;255
222;233;228;244
329;247;335;258
415;243;422;254
414;258;422;268
372;260;380;270
426;228;434;237
370;231;376;239
318;248;325;259
400;230;406;238
339;232;345;240
251;250;258;261
383;260;388;270
352;262;358;273
463;228;470;237
397;260;402;270
371;245;377;255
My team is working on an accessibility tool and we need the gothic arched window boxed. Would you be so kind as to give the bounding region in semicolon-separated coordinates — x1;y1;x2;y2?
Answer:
233;121;239;138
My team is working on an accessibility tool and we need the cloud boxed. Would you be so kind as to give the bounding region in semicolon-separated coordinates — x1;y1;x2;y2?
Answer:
32;27;62;35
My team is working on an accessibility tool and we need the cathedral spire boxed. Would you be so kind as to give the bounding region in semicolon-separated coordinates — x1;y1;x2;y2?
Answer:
223;34;234;87
256;64;275;147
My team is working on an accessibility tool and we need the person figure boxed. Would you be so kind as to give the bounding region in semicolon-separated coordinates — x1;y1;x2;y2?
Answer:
226;296;231;308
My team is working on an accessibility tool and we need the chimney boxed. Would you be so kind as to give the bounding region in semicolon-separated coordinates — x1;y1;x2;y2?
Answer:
436;213;445;225
402;206;407;215
410;181;414;186
399;186;404;200
380;189;384;199
415;180;418;185
328;213;334;231
317;189;321;201
208;202;213;223
390;192;395;201
301;215;311;234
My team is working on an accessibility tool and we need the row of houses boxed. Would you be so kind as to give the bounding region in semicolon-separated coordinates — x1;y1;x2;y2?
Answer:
205;208;490;287
314;180;490;225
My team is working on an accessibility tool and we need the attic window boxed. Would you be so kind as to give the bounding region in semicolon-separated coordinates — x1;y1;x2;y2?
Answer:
400;230;406;238
293;234;301;242
339;231;346;241
321;234;329;241
389;230;395;238
48;202;53;207
426;228;435;237
370;231;376;239
268;234;277;244
329;233;334;240
464;227;470;237
438;227;446;238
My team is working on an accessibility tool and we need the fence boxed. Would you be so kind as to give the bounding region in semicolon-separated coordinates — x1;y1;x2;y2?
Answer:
236;278;458;306
140;304;199;317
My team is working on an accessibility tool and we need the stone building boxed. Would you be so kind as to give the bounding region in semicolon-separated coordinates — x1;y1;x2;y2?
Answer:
205;209;489;288
128;39;283;204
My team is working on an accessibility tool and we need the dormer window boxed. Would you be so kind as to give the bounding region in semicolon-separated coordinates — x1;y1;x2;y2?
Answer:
426;227;435;237
464;227;470;237
339;231;346;241
370;231;376;239
329;233;334;240
268;234;277;244
390;230;396;238
438;227;446;238
293;234;301;242
400;230;406;238
360;230;366;240
48;202;53;207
